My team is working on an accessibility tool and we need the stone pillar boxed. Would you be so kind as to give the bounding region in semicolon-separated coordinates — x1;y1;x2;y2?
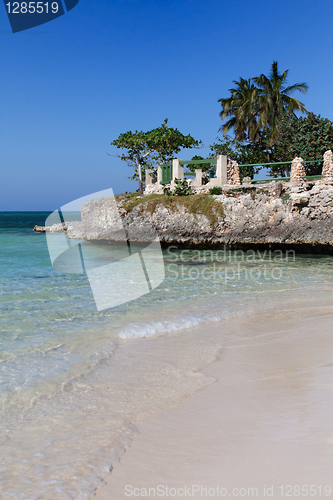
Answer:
145;169;153;186
194;169;203;186
172;159;184;181
321;150;333;179
157;165;162;185
290;157;306;182
227;160;241;185
216;155;227;185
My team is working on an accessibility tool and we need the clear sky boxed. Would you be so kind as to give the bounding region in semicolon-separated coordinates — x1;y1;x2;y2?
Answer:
1;0;333;210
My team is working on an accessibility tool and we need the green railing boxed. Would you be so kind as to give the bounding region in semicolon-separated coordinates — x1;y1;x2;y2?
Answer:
181;158;217;180
160;157;326;186
179;158;217;165
160;158;218;184
240;158;323;184
238;159;322;168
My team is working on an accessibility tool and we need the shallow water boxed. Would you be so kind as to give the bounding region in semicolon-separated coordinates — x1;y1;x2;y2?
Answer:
1;212;333;499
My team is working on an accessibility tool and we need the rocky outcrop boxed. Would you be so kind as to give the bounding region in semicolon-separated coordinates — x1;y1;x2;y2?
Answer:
34;223;65;233
35;178;333;253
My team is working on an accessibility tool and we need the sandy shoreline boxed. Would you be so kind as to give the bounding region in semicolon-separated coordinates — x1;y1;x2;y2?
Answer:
93;303;333;500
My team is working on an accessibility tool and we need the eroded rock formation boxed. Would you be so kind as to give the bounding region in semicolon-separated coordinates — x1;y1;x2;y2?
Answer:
35;178;333;253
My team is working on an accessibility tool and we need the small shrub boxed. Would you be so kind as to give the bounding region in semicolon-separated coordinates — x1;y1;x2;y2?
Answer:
281;192;290;204
209;186;223;195
163;185;172;196
174;178;192;196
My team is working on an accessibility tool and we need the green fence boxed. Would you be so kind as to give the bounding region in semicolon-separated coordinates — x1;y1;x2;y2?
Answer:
160;157;326;186
181;158;217;180
160;158;217;185
239;159;323;184
179;158;217;166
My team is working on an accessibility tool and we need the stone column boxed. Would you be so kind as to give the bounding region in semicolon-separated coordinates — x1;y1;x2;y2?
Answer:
321;150;333;179
145;169;153;186
172;159;184;181
157;165;162;185
227;160;241;185
216;155;227;185
290;157;306;182
194;169;203;186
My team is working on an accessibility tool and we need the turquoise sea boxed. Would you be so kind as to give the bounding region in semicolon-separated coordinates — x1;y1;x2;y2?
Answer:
1;212;333;500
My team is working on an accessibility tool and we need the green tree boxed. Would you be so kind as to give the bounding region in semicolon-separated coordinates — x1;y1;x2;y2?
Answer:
218;62;309;159
209;135;236;159
218;78;259;143
272;113;333;176
210;135;264;179
186;155;215;173
111;119;200;196
254;61;308;147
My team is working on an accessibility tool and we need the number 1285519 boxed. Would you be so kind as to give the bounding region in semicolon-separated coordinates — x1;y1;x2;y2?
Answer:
5;2;59;14
280;485;331;496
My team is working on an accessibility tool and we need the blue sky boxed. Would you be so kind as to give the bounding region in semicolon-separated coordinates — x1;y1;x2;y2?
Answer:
1;0;333;210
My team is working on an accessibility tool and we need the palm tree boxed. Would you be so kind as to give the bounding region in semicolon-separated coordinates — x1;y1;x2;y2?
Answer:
218;78;260;143
254;61;308;146
218;62;308;151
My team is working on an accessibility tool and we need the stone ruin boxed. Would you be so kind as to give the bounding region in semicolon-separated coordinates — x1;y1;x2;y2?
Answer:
290;157;306;182
227;160;241;185
146;151;333;193
321;150;333;179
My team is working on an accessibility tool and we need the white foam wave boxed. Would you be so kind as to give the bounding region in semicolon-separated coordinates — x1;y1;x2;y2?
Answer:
117;313;222;339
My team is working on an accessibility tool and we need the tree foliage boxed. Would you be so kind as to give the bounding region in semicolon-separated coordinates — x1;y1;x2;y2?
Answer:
215;61;333;179
253;62;308;145
210;136;263;179
271;113;333;176
186;155;215;173
219;78;260;143
111;119;200;195
219;61;308;150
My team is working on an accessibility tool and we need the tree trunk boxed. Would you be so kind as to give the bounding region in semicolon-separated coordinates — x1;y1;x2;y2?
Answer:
138;161;143;197
266;148;271;162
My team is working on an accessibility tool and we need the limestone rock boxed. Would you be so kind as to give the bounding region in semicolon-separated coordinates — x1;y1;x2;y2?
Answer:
37;179;333;253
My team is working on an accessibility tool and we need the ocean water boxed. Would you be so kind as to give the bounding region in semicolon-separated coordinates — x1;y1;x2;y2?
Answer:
1;212;333;499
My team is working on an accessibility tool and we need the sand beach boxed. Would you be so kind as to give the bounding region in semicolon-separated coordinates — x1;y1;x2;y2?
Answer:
2;216;333;499
93;301;333;500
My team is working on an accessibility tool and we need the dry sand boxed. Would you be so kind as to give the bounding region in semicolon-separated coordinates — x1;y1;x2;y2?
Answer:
93;305;333;500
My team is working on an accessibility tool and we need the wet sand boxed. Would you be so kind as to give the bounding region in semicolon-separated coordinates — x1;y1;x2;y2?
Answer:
93;305;333;500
